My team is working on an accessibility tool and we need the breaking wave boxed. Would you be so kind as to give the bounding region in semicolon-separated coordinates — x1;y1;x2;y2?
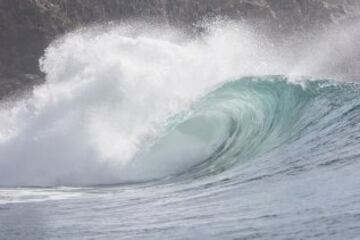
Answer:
0;22;359;187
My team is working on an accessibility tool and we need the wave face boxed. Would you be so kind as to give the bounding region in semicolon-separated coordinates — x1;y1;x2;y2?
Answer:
129;76;360;182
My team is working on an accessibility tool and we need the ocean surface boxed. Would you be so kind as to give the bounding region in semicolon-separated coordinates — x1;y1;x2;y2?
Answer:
0;22;360;239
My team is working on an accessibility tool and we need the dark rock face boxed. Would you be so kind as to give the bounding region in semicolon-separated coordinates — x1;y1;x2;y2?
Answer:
0;0;360;97
0;0;71;96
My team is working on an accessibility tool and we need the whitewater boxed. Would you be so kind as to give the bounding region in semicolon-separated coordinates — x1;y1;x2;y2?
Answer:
0;21;360;239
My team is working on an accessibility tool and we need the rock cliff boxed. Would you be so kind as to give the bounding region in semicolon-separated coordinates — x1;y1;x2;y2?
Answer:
1;0;360;97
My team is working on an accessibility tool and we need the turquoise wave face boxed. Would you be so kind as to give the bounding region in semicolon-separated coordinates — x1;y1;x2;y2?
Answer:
133;76;360;182
1;75;359;186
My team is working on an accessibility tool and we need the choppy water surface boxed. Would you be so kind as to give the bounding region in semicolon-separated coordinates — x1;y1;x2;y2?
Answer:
1;23;360;239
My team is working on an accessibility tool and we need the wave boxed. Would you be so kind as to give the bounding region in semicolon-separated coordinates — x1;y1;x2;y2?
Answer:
0;22;359;187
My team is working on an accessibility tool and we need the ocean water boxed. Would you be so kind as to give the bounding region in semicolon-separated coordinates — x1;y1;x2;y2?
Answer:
0;22;360;239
